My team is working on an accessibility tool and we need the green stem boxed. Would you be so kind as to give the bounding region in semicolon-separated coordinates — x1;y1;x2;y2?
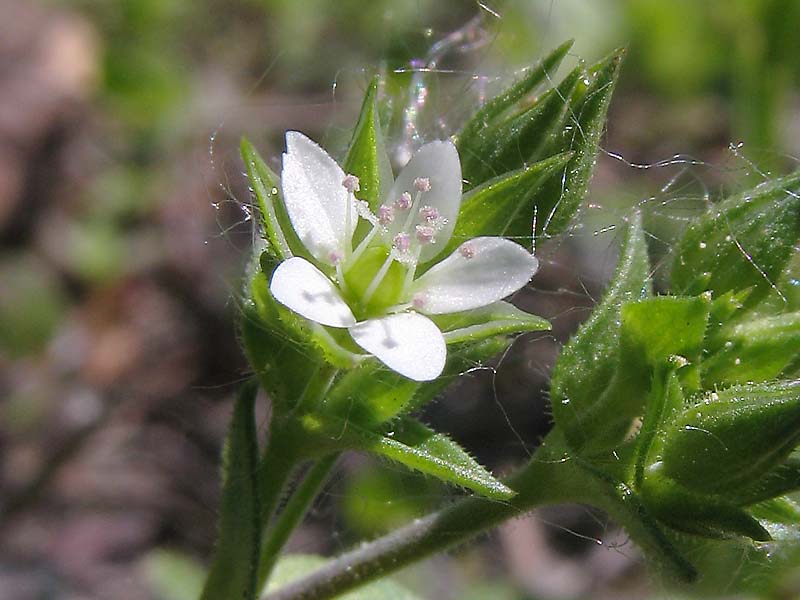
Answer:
258;453;341;590
257;424;299;533
262;431;696;600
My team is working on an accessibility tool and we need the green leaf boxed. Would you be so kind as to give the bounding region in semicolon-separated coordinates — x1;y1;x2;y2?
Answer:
534;49;624;238
703;311;800;387
619;294;710;393
671;169;800;303
457;40;573;186
660;381;800;495
240;137;305;260
434;301;550;344
343;76;393;211
300;413;513;500
443;153;572;255
200;382;262;600
266;554;422;599
622;295;711;367
550;213;651;454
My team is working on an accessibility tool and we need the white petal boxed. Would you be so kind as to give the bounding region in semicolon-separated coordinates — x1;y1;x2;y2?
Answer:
282;131;358;263
349;313;446;381
387;140;462;262
270;257;356;327
411;237;539;314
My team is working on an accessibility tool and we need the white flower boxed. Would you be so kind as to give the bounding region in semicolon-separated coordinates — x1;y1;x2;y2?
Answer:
269;131;539;382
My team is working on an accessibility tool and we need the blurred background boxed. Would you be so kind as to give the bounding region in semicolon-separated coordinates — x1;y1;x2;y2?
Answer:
2;0;800;598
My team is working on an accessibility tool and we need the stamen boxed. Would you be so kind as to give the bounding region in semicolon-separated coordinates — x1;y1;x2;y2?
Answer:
419;205;439;223
341;174;360;257
378;204;394;226
342;174;361;193
393;232;410;253
413;177;431;192
361;253;395;305
394;192;413;211
401;245;423;294
349;226;380;264
415;225;436;245
459;242;475;259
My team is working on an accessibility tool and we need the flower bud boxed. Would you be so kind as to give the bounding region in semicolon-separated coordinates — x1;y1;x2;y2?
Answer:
702;311;800;387
659;382;800;495
671;171;800;303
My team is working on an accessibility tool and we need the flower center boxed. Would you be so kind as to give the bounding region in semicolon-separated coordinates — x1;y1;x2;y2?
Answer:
337;173;447;316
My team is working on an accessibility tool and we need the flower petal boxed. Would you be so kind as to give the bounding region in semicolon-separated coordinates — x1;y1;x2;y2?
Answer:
411;237;539;314
282;131;358;263
270;257;356;327
387;140;462;262
349;312;446;381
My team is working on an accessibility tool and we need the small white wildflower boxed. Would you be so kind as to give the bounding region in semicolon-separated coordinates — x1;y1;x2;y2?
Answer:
270;131;539;381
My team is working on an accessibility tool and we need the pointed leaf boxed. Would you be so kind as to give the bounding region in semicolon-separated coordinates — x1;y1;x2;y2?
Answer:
302;412;513;499
200;382;262;600
550;213;651;454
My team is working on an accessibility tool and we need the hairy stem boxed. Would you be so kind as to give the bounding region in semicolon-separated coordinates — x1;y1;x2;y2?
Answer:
263;431;696;600
258;452;340;590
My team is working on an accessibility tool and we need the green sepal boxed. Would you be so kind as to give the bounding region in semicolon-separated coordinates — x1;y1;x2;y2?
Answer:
434;301;551;345
671;169;800;303
343;76;393;212
533;48;624;238
456;66;582;189
298;413;514;500
324;336;511;428
442;153;572;256
241;137;306;261
242;273;322;411
730;457;800;506
660;382;800;495
200;381;262;600
641;470;770;541
703;311;800;387
243;271;359;411
550;213;651;454
457;39;573;189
